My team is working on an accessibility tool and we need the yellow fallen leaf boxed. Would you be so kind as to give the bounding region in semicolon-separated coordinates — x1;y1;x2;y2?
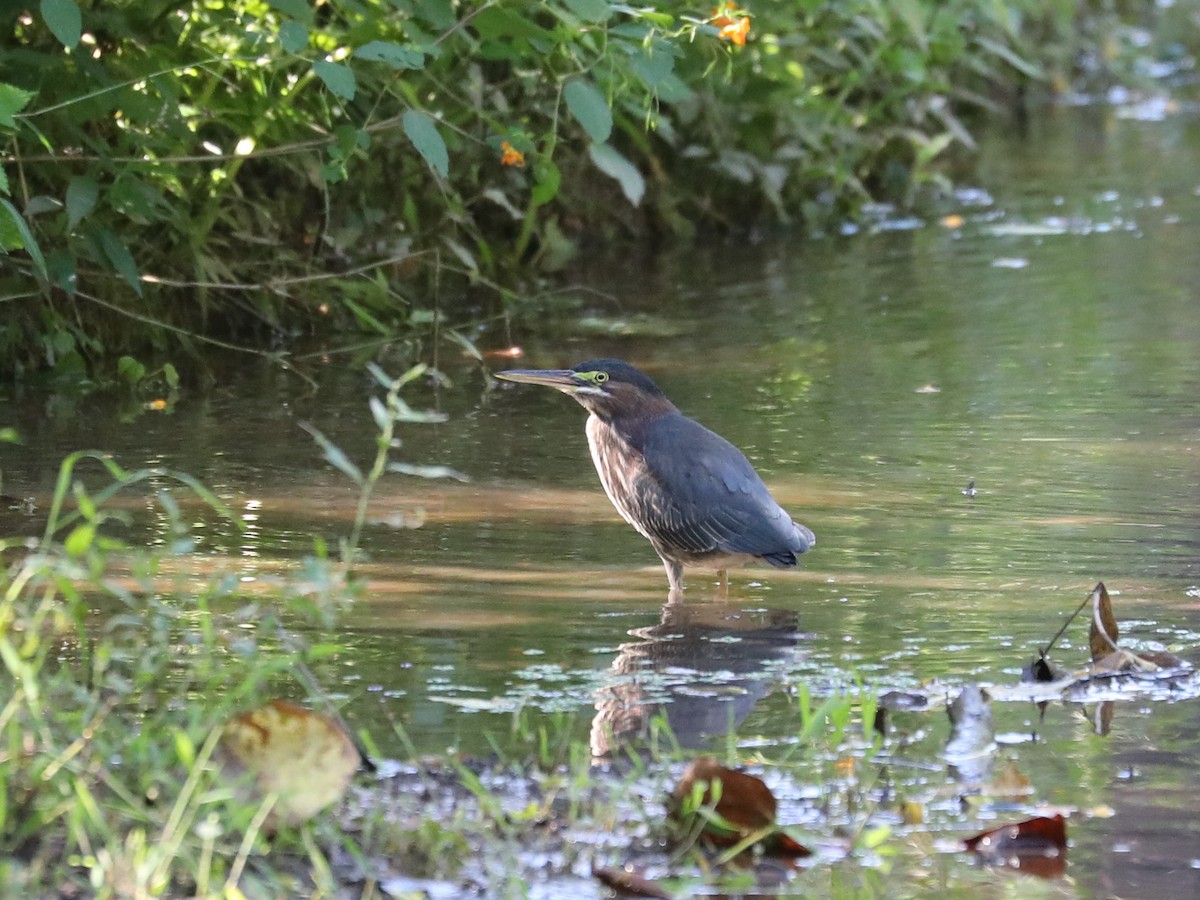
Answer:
988;761;1033;800
900;800;924;825
219;699;360;826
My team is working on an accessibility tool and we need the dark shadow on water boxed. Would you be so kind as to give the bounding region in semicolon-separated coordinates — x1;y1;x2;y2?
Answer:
590;598;803;757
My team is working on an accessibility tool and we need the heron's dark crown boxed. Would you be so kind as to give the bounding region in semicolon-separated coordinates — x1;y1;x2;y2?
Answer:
569;359;676;423
571;359;664;397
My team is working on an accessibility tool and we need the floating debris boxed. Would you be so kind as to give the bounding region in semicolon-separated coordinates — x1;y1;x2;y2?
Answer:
991;257;1030;269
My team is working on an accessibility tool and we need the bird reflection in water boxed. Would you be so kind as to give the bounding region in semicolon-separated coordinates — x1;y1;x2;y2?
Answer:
591;599;802;757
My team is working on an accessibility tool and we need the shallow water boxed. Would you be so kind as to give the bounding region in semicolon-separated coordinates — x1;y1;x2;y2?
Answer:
3;104;1200;895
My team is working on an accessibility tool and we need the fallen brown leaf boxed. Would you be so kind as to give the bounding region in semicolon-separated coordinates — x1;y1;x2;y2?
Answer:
671;757;775;835
669;757;811;858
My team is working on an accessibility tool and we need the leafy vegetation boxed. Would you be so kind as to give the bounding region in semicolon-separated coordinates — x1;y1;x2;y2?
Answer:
0;0;1188;377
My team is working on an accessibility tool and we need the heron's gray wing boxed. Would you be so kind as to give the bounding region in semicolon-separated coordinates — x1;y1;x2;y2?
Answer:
635;414;806;563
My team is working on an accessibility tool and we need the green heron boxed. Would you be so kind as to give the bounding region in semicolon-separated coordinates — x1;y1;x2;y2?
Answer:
494;359;815;593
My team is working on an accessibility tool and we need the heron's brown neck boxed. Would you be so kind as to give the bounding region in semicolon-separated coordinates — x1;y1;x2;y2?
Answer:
585;397;678;448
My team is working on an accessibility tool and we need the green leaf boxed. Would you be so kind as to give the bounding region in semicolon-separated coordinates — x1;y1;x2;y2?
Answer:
40;0;82;50
588;142;644;206
46;248;76;296
305;643;343;662
0;198;48;282
403;110;449;177
313;60;357;100
0;427;19;443
343;299;391;335
117;355;146;382
444;329;482;361
107;176;166;224
471;6;554;41
442;236;476;272
531;159;561;207
655;73;692;104
355;41;425;70
24;195;60;216
915;131;955;168
632;46;675;88
65;176;98;229
0;212;21;251
65;523;96;557
162;362;179;390
279;21;308;53
174;730;197;769
0;83;35;129
267;0;313;23
891;0;927;52
302;424;363;485
368;396;391;432
0;166;8;195
91;226;143;296
365;361;398;390
562;0;611;22
974;36;1043;79
482;187;521;220
564;79;612;143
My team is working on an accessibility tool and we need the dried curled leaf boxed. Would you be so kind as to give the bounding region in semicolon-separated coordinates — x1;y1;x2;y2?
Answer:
1088;582;1120;662
219;699;360;826
1086;583;1186;674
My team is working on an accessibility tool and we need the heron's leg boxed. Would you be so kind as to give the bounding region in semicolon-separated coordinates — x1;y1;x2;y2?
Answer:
662;557;684;597
716;568;729;599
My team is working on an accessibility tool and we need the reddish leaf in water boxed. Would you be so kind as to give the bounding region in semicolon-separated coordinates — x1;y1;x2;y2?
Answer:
770;830;813;858
965;814;1067;878
965;813;1066;852
592;865;673;899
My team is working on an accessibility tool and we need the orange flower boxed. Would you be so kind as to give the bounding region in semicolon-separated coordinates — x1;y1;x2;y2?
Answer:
500;140;525;167
712;4;750;46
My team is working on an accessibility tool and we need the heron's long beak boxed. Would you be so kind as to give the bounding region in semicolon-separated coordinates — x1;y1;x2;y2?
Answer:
493;369;581;393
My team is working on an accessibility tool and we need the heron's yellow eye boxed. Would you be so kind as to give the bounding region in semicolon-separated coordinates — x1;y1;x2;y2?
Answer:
594;371;609;384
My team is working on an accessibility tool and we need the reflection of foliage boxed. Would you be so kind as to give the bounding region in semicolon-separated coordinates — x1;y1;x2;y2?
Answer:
767;368;815;406
753;337;826;408
0;0;1184;375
